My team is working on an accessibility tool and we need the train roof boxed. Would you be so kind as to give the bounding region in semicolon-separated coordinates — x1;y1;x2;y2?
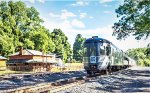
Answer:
84;36;122;51
85;36;110;43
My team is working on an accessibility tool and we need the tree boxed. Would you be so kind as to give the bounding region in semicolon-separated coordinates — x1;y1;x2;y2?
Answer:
0;1;55;56
51;29;72;62
113;0;150;40
26;26;55;53
0;35;15;56
126;48;150;66
73;34;85;62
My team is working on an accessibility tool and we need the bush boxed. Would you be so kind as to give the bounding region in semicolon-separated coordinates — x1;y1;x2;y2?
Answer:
138;58;150;67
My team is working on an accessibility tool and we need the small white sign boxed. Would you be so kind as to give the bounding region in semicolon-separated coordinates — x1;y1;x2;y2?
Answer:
90;56;96;63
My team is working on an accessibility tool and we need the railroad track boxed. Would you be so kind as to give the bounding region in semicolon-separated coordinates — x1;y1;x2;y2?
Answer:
1;76;91;93
0;69;129;93
1;73;113;93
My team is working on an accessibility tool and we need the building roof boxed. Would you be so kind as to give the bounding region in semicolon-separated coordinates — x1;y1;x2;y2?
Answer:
10;49;55;56
0;56;7;60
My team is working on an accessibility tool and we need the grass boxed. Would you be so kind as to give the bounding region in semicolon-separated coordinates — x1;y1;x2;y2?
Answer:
0;70;34;75
51;63;83;72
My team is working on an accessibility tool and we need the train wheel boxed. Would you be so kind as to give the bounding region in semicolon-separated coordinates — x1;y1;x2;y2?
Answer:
106;66;112;74
106;69;110;75
86;70;96;76
86;70;90;74
86;70;92;76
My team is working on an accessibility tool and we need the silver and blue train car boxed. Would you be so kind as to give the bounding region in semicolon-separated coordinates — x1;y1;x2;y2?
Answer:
83;36;131;75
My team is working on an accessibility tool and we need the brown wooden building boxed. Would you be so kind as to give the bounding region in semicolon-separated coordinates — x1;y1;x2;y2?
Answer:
7;48;56;72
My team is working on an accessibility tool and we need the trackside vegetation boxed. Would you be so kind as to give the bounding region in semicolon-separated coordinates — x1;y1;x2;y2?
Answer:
0;1;72;62
113;0;150;67
126;48;150;66
73;34;85;62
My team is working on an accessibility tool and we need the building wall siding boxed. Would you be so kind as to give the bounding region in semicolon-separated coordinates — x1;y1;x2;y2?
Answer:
7;63;52;72
10;55;33;59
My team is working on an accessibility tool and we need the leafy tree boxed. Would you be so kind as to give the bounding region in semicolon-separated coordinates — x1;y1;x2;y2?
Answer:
0;35;15;56
26;26;55;53
126;48;150;66
51;29;72;62
113;0;150;40
0;1;56;56
73;34;85;62
126;48;146;60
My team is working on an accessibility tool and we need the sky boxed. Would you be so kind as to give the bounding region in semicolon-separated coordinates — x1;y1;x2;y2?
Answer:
22;0;150;51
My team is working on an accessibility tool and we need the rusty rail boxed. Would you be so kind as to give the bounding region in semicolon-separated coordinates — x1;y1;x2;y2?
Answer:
0;76;90;93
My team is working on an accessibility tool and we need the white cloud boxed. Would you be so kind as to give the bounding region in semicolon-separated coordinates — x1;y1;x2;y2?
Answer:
42;17;149;51
28;0;35;3
104;11;112;14
27;0;45;3
103;4;111;7
89;16;93;19
48;10;93;21
38;0;45;3
79;12;93;19
48;9;76;20
99;0;113;3
71;19;85;28
71;0;89;6
60;9;76;20
79;13;87;18
49;13;59;18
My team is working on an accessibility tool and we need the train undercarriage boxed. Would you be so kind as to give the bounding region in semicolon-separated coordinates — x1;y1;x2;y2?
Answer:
86;65;130;76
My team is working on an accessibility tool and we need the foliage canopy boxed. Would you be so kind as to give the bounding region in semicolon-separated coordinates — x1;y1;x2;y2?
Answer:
126;48;150;66
113;0;150;40
51;29;72;62
73;34;85;62
0;1;72;62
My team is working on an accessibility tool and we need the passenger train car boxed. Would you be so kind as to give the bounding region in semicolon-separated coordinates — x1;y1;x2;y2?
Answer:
83;36;136;75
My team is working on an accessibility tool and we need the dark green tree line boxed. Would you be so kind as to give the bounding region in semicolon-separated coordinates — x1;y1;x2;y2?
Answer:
51;29;72;62
0;1;44;55
73;34;85;62
0;1;72;63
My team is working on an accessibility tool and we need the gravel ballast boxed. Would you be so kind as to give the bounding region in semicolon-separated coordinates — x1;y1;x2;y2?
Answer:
0;71;86;91
58;67;150;93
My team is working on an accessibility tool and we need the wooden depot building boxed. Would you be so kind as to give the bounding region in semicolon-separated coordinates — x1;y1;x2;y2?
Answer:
7;48;56;72
0;56;7;71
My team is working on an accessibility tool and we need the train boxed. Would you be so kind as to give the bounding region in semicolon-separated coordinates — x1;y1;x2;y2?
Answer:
83;36;136;75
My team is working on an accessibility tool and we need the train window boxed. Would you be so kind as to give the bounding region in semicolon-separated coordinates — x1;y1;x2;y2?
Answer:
112;49;114;55
83;42;97;56
106;44;111;56
100;46;105;55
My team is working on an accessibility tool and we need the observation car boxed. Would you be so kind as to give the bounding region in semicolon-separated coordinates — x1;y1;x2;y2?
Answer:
83;36;135;75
